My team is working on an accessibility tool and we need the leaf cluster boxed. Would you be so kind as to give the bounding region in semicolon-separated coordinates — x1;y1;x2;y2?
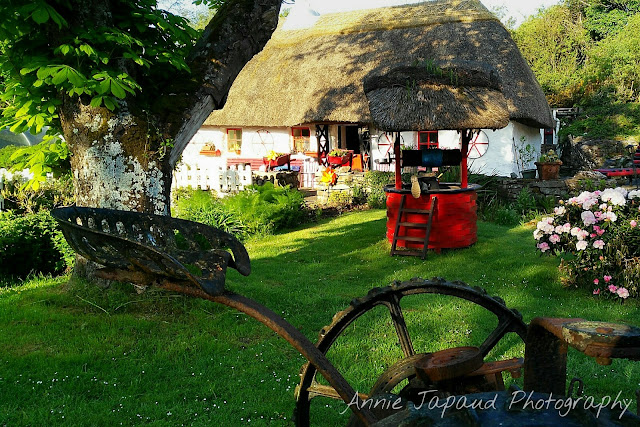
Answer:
173;183;307;239
513;0;640;106
0;0;199;137
8;139;71;190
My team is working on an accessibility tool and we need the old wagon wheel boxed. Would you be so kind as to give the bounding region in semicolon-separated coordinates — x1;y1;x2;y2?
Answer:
373;131;404;166
294;277;527;426
468;130;489;159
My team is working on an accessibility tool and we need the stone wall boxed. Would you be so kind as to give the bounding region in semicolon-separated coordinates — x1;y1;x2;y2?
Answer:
315;166;366;204
252;170;299;188
495;171;618;202
562;135;636;173
496;178;568;200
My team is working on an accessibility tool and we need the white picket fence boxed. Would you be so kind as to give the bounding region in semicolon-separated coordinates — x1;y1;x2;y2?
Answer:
301;157;319;188
173;157;321;193
172;163;253;193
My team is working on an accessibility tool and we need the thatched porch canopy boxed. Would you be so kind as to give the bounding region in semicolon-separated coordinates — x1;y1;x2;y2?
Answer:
363;60;510;131
205;0;553;129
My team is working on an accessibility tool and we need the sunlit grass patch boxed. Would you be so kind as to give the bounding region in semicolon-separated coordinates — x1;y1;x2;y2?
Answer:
1;209;638;425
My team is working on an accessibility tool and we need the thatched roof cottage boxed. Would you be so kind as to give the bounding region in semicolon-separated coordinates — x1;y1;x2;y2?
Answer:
184;0;554;180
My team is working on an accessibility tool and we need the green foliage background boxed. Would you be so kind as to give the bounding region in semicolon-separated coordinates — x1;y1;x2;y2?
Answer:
512;0;640;143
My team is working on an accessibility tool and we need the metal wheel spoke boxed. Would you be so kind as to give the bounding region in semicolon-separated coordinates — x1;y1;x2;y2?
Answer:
386;295;415;357
479;317;514;357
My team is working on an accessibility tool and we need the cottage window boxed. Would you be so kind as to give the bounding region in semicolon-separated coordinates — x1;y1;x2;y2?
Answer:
227;129;242;153
292;127;311;153
418;131;438;149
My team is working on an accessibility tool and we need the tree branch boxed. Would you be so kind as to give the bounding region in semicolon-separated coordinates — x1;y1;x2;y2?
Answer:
160;0;282;167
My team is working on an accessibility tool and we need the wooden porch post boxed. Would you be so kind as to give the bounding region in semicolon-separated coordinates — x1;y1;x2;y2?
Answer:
460;130;471;188
394;131;402;190
316;124;329;166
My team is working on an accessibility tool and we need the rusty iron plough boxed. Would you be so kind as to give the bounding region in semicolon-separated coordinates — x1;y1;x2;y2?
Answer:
52;207;640;426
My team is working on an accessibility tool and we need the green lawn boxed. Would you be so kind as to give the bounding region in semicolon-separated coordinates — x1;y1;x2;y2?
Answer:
1;209;638;426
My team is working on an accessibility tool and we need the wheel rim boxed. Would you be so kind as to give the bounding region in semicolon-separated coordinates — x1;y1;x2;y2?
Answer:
294;277;527;426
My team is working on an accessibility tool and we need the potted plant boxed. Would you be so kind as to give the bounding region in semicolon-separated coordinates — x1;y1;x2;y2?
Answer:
535;149;562;180
514;137;536;179
327;149;351;167
200;143;221;156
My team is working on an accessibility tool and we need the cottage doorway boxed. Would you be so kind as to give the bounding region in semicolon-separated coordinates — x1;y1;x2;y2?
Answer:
345;126;360;154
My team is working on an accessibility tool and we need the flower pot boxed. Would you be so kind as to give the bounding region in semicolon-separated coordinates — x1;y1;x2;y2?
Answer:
535;161;562;180
200;149;221;157
263;154;290;169
521;169;537;179
328;154;351;167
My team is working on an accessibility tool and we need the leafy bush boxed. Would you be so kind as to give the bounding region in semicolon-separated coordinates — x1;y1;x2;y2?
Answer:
363;171;394;209
173;184;307;239
222;183;306;235
515;187;537;216
534;188;640;300
327;190;353;206
0;210;74;279
172;188;248;238
1;173;74;214
558;103;640;143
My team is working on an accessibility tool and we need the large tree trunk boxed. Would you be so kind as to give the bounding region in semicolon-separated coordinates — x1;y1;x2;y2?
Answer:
60;104;173;215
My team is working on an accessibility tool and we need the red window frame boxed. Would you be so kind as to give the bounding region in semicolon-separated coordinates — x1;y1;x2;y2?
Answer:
292;127;311;152
418;131;439;149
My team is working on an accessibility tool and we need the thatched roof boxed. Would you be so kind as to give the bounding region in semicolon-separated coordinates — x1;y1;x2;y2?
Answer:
364;60;510;131
206;0;554;129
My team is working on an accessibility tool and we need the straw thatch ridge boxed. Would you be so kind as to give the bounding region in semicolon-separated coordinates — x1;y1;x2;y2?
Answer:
362;60;504;94
206;0;553;129
364;61;510;131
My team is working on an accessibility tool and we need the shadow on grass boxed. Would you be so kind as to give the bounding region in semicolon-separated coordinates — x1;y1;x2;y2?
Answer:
1;210;638;425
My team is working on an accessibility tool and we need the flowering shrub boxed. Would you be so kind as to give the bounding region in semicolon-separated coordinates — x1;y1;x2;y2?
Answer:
534;187;640;300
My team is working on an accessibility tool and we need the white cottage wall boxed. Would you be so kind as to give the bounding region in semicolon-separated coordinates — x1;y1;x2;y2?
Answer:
513;122;544;176
183;126;319;165
468;126;516;177
184;122;544;178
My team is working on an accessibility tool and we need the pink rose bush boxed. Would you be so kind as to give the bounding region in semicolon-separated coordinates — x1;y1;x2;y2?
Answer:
534;187;640;300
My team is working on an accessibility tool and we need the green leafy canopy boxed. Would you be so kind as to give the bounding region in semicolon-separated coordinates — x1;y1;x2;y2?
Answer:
0;0;200;138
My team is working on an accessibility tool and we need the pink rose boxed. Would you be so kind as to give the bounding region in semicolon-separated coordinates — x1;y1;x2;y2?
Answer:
631;220;637;228
593;289;600;295
593;240;605;249
594;279;600;285
608;285;618;293
604;275;612;283
537;242;550;253
616;287;630;299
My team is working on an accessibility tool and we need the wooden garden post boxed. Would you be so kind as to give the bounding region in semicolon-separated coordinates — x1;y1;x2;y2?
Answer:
394;132;403;189
460;130;471;188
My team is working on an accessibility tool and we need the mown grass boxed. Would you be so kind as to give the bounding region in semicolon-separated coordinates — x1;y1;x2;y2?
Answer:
1;209;638;426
